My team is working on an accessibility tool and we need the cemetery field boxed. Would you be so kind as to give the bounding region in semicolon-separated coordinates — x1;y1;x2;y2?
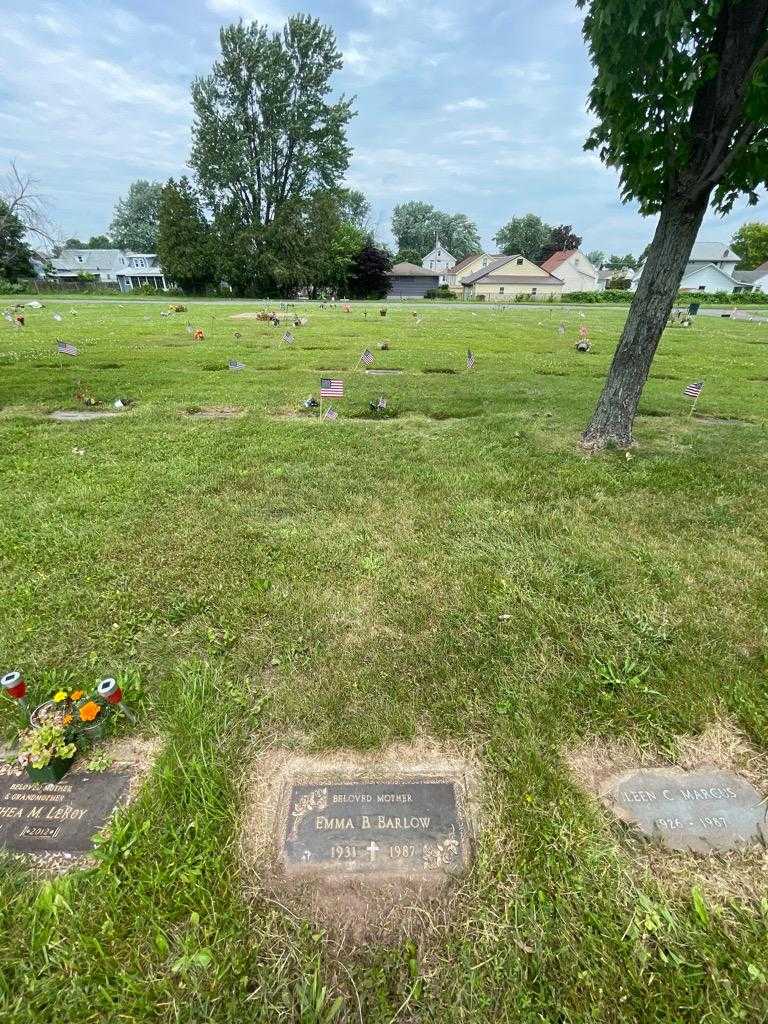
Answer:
1;300;768;1023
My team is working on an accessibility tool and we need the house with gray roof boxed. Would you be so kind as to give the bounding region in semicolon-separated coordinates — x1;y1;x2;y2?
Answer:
386;261;441;298
51;249;169;291
630;241;743;294
460;254;564;300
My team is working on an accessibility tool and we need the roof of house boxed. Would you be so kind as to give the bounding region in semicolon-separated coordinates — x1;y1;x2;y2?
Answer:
477;275;565;286
753;259;768;274
540;250;578;273
450;253;484;275
52;249;161;274
388;262;441;278
732;269;768;284
680;262;739;285
689;243;738;263
598;267;635;281
462;255;563;286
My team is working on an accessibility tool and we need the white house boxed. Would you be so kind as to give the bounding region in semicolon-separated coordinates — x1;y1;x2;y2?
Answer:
540;250;598;292
421;237;456;275
630;242;742;294
460;254;564;301
733;259;768;293
596;267;637;291
51;249;169;291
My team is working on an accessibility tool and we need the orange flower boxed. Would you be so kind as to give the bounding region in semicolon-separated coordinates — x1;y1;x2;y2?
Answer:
62;714;73;725
78;701;102;722
71;690;84;700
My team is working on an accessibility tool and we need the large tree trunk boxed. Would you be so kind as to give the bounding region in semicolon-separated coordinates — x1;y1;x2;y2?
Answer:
581;192;711;450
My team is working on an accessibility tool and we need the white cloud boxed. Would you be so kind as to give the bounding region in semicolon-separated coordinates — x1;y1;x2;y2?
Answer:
205;0;286;27
443;98;488;113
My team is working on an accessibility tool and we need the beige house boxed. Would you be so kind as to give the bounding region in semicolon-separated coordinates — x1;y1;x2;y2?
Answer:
540;250;598;292
443;253;502;290
461;254;564;301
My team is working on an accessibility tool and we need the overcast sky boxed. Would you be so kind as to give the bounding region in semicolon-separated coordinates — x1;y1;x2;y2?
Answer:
2;0;766;256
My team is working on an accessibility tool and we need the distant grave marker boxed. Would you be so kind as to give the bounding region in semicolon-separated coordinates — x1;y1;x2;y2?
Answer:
49;410;116;421
602;768;767;853
279;777;471;877
0;763;132;857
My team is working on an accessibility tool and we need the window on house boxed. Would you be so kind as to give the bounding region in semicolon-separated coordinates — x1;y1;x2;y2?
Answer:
516;258;523;265
531;287;537;295
77;256;83;263
499;286;505;294
698;285;705;291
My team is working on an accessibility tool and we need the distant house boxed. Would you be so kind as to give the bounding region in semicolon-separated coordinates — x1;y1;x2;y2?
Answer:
733;259;768;293
51;249;169;291
596;267;637;291
387;262;441;298
630;242;742;294
460;254;564;301
421;237;456;275
443;253;502;292
540;250;598;292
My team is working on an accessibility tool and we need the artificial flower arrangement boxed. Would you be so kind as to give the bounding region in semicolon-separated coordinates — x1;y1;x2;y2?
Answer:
2;673;126;783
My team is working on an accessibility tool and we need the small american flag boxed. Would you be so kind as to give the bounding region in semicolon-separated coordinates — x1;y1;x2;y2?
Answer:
579;324;589;339
377;395;387;409
53;313;63;323
361;348;374;366
683;381;704;399
467;350;475;369
57;341;79;356
228;360;245;371
283;331;294;345
320;378;344;398
324;406;338;421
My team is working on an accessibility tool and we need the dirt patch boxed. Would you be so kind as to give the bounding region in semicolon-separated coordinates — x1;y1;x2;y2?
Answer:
565;721;768;901
48;410;118;422
185;405;245;419
693;414;752;426
422;368;457;375
93;362;123;369
637;408;674;418
239;738;482;946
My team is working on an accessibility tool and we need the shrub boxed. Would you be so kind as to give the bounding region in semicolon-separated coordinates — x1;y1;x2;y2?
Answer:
424;285;457;300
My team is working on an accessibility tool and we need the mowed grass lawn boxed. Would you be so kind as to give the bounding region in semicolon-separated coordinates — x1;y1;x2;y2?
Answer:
0;300;767;1023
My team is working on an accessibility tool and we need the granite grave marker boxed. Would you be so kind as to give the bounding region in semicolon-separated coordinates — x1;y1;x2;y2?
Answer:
603;768;767;853
280;777;470;876
0;763;132;856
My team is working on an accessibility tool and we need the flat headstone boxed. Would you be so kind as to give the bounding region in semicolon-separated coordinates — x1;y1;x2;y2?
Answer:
280;777;470;877
365;368;403;375
602;768;767;853
0;763;132;856
49;410;116;421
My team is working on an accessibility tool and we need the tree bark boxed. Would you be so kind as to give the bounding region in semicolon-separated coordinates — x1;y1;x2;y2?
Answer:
580;191;711;450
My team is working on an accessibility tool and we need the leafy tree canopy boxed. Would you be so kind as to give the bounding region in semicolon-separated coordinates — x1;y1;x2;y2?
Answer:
493;214;552;260
391;202;481;261
540;224;583;262
731;220;768;268
0;199;34;280
580;0;768;214
157;177;215;292
587;249;605;267
347;239;392;299
191;16;354;230
394;248;423;266
109;180;163;250
605;252;640;270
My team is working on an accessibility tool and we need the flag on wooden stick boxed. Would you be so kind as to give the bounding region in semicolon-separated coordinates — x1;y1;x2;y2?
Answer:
467;349;475;369
57;341;79;356
361;348;374;366
320;378;344;398
683;381;704;399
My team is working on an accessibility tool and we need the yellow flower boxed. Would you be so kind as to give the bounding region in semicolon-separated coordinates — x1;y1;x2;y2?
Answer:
71;690;84;700
53;691;68;703
78;701;101;723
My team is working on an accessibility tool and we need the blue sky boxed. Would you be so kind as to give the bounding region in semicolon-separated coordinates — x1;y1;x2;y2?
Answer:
2;0;766;257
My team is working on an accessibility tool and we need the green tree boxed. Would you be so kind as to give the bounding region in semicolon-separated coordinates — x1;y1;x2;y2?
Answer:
191;15;354;291
391;202;481;261
579;0;768;450
109;180;163;250
493;214;552;260
540;224;583;262
0;200;34;280
338;189;371;231
86;235;111;248
605;253;639;271
157;177;215;293
587;249;606;267
731;221;768;267
394;248;423;266
347;239;392;299
63;237;85;249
